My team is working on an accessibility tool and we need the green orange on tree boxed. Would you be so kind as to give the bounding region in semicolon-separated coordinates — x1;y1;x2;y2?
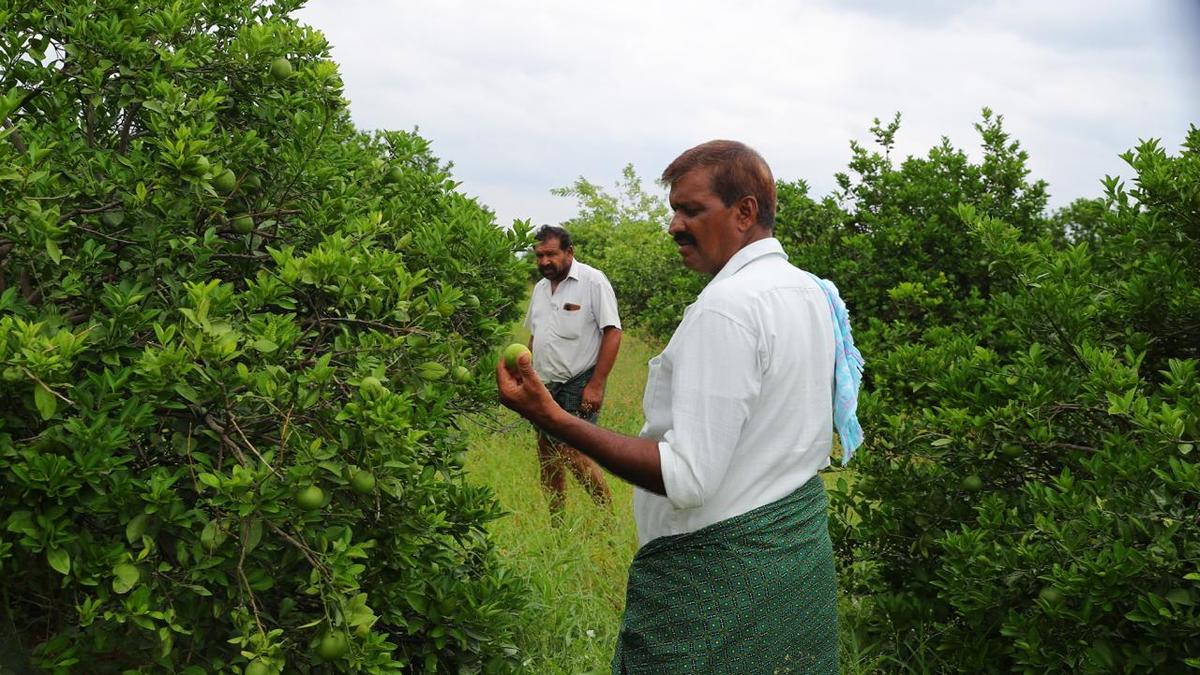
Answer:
350;470;376;494
961;475;983;492
186;155;210;176
244;660;270;675
101;210;125;227
213;168;237;195
296;485;324;511
231;214;255;234
315;630;349;660
270;57;293;81
452;365;472;383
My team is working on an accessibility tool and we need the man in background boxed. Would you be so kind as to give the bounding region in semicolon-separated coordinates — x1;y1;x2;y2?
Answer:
523;225;623;515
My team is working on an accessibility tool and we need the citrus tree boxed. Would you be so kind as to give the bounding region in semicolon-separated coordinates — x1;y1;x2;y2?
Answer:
829;128;1200;672
0;1;532;672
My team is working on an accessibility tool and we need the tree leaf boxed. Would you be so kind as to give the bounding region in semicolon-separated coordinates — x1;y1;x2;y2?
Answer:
34;383;57;420
47;548;70;575
113;563;140;594
126;514;150;544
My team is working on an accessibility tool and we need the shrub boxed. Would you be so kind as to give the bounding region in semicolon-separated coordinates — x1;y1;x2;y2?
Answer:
0;1;531;671
830;128;1200;672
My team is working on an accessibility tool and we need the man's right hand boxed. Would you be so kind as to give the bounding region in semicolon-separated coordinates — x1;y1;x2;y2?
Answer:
496;350;559;427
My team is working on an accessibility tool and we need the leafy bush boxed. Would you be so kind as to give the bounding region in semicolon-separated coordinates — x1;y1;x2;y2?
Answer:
830;128;1199;672
0;1;532;672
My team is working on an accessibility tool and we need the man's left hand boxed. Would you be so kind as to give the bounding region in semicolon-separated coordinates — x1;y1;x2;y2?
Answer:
580;380;605;416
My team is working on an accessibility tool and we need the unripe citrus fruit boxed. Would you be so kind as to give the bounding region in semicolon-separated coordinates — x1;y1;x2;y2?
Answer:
296;485;324;511
101;210;125;227
503;343;531;369
242;173;262;191
315;630;348;660
385;166;404;184
349;470;376;494
231;214;255;234
244;660;270;675
1038;586;1064;606
452;365;472;383
270;57;293;81
213;169;237;195
1001;443;1023;458
186;155;210;176
961;475;983;492
359;376;384;394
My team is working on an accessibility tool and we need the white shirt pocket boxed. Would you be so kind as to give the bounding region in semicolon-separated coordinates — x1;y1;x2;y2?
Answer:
552;305;587;340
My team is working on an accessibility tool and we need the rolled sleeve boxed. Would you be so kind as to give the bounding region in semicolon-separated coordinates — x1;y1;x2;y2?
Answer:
591;276;622;331
656;310;760;510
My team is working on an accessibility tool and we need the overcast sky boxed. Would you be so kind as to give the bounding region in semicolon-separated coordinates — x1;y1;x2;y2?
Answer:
296;0;1199;228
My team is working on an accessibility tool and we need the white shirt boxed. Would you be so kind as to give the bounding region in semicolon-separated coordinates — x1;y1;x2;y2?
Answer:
633;238;836;546
524;259;622;383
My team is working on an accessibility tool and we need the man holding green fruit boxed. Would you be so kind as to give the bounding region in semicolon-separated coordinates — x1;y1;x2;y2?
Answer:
522;225;623;515
497;141;864;673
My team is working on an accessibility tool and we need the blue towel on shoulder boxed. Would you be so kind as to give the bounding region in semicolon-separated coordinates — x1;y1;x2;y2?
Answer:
805;272;865;465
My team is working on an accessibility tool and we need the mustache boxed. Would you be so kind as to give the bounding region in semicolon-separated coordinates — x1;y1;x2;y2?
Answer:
673;233;696;246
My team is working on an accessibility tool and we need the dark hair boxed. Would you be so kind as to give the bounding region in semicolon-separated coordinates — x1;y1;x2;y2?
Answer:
660;140;776;230
534;225;573;251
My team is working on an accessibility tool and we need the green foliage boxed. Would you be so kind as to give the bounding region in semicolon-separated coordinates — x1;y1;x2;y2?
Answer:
0;1;533;671
831;127;1200;672
552;164;703;337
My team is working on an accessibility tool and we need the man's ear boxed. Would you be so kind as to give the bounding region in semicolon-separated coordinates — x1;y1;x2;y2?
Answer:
735;195;759;232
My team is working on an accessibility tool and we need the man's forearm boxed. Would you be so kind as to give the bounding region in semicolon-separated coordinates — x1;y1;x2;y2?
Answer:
591;327;622;385
542;405;664;495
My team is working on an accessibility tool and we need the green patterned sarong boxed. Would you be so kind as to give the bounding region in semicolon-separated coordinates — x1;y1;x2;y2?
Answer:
612;476;838;674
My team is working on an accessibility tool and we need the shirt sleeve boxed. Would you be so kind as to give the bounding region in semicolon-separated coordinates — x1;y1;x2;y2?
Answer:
591;274;622;331
657;309;760;510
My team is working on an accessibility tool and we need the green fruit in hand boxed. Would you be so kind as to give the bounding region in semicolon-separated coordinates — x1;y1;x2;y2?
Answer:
452;365;472;383
350;470;376;494
213;169;237;195
385;166;404;184
244;660;270;675
296;485;324;511
315;630;349;660
232;214;255;234
503;343;531;369
186;155;210;176
270;57;293;81
961;475;983;492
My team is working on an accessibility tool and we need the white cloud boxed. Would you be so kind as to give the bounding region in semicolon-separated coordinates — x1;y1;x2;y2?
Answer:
297;0;1198;227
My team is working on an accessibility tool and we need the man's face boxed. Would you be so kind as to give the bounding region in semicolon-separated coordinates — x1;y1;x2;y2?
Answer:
534;236;574;282
667;168;744;276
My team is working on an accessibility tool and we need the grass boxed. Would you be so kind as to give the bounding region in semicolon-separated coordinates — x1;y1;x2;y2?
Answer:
463;327;879;673
462;326;654;673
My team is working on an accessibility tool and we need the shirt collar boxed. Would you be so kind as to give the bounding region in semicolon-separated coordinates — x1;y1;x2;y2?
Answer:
707;237;787;287
565;259;581;281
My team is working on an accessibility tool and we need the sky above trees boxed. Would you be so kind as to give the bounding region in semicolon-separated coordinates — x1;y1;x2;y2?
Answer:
297;0;1199;228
